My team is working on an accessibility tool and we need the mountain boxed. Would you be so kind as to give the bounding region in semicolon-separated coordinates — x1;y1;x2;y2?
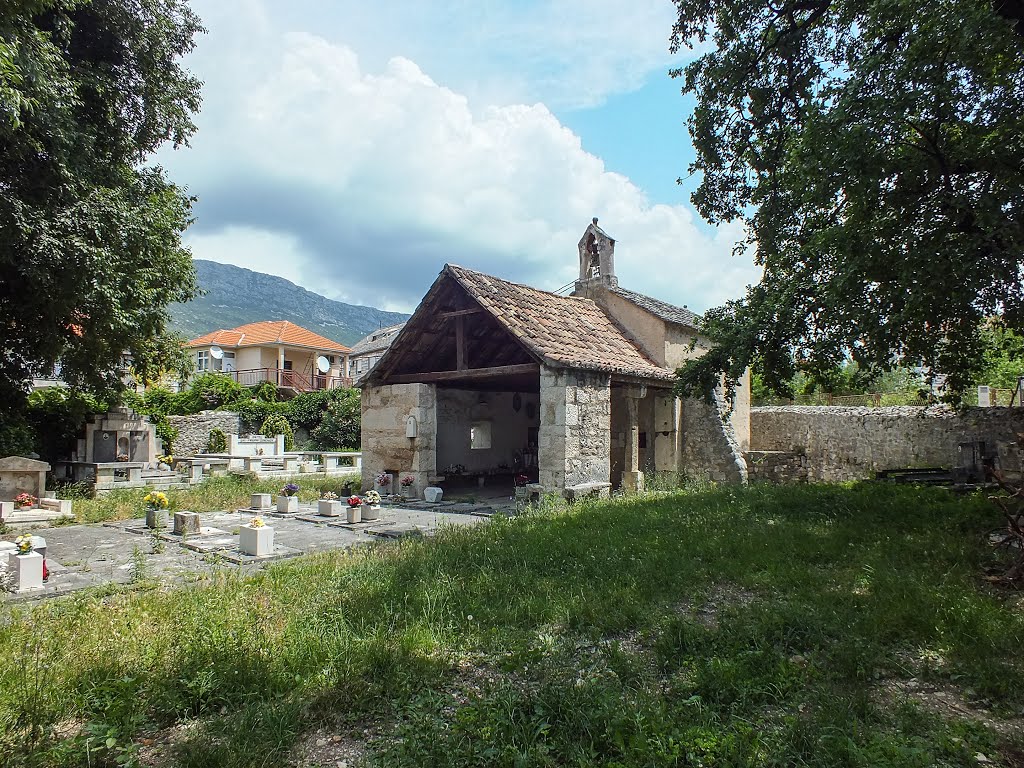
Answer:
169;260;409;347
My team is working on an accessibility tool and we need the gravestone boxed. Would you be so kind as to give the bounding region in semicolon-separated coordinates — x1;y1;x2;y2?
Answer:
0;456;49;504
76;407;159;465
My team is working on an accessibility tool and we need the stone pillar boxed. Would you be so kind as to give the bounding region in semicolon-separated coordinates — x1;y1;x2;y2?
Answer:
538;367;611;492
360;384;436;495
621;386;645;493
653;394;682;475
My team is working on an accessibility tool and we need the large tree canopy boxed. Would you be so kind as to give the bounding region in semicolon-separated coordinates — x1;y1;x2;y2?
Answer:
0;0;201;407
670;0;1024;401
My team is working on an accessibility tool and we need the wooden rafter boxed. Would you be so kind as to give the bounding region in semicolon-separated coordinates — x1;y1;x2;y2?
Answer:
388;363;539;384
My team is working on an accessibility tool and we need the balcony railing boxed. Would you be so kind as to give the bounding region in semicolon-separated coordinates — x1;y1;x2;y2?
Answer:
223;368;353;392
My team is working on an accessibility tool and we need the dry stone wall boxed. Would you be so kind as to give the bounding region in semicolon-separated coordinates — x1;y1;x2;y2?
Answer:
751;405;1024;482
746;450;808;483
167;411;241;457
680;393;748;483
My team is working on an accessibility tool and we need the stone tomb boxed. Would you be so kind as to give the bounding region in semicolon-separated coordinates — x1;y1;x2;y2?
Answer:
76;406;159;465
0;456;48;504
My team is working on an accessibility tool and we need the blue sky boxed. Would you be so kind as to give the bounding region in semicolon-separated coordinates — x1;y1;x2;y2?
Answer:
157;0;759;313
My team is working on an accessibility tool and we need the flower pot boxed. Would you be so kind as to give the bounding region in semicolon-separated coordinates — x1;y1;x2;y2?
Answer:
239;525;274;557
251;493;272;510
346;506;362;524
276;495;298;513
146;508;169;529
424;487;443;503
514;487;529;501
9;552;44;592
362;504;380;521
318;499;343;517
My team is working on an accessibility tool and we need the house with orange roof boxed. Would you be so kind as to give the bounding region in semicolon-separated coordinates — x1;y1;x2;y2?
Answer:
187;321;352;393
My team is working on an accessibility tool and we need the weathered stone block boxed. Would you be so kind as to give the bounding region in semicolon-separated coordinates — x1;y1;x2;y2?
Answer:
173;511;201;536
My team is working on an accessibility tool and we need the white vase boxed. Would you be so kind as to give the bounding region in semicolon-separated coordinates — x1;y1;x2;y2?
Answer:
318;499;342;516
362;504;381;521
424;487;443;503
239;525;274;557
346;506;362;523
251;493;272;510
9;552;44;591
276;495;298;513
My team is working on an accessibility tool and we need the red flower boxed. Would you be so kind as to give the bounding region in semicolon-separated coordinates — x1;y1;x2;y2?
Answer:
347;496;363;507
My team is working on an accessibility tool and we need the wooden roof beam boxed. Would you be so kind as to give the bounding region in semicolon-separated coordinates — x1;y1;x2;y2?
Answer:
387;363;539;384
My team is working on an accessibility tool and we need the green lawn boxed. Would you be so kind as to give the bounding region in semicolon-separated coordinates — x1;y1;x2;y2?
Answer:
4;482;1023;767
63;473;362;524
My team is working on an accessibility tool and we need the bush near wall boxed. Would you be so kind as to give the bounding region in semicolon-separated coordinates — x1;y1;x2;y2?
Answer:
128;378;361;452
259;414;294;451
18;388;108;464
207;428;228;453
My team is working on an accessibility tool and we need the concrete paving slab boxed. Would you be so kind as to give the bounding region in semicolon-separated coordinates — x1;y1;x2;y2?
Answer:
2;501;501;602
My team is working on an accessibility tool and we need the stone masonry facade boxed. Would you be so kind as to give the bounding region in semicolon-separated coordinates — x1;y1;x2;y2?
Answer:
166;411;241;457
360;383;437;496
538;367;611;490
680;393;748;483
751;405;1024;482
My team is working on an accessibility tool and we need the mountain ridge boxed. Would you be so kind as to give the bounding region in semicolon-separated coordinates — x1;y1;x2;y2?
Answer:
169;260;410;347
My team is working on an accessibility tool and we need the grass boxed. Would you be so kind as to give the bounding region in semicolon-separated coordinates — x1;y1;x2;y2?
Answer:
63;473;362;524
3;482;1024;767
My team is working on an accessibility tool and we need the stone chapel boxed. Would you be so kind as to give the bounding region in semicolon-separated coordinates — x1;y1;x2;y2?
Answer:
358;219;749;497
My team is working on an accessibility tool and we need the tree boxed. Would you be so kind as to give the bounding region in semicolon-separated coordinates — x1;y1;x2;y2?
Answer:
978;320;1024;388
0;0;202;414
670;0;1024;402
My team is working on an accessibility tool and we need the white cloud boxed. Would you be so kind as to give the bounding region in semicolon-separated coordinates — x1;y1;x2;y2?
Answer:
162;5;759;315
191;0;685;111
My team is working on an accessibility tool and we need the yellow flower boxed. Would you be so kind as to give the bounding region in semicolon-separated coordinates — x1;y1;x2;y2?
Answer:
250;517;265;528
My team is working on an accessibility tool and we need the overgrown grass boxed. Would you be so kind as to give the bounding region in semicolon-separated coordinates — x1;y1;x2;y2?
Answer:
65;473;361;524
3;483;1023;767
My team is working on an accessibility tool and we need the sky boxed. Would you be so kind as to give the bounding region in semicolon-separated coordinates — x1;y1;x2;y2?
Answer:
156;0;761;315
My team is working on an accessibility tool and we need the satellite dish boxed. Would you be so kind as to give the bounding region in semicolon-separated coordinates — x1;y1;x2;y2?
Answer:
209;346;224;360
316;355;331;373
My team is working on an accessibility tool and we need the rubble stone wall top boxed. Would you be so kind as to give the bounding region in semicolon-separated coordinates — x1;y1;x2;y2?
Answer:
167;411;241;457
751;405;1024;482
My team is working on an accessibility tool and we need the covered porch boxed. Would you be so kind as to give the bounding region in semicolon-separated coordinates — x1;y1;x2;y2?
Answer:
358;265;681;498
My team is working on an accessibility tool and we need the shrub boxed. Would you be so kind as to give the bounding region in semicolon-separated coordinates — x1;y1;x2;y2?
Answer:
151;415;179;455
308;389;361;450
23;388;108;464
169;373;248;414
285;390;335;430
259;414;294;451
233;399;287;432
207;428;228;453
249;381;279;402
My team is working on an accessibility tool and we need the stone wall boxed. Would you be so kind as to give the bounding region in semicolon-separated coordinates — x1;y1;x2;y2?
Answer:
680;393;748;483
538;367;611;490
746;450;808;483
167;411;241;457
751;405;1024;482
436;389;540;473
360;383;437;496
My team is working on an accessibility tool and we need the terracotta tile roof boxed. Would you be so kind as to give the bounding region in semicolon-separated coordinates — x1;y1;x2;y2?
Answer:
188;321;350;353
446;265;674;381
610;287;701;328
